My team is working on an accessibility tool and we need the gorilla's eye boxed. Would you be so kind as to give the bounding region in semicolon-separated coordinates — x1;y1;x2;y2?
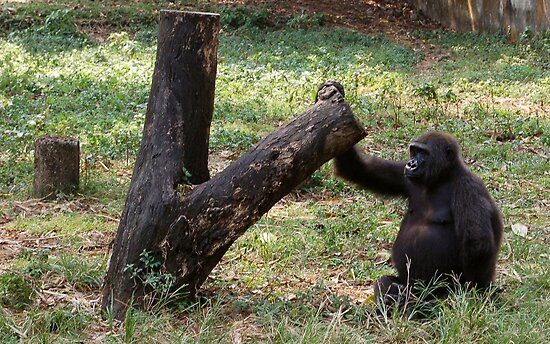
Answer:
410;146;429;158
409;142;430;158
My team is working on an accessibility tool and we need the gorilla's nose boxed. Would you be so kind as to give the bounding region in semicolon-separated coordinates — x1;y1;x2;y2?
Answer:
406;159;418;171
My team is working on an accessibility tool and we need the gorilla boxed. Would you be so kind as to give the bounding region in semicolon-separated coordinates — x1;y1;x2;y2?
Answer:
334;131;503;310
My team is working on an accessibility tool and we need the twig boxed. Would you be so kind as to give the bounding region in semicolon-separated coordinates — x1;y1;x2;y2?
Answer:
96;214;120;222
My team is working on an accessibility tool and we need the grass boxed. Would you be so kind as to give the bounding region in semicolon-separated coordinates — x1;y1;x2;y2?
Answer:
0;0;549;342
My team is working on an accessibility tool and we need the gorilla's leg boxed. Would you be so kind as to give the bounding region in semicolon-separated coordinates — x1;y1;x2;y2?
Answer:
373;275;410;307
374;276;449;318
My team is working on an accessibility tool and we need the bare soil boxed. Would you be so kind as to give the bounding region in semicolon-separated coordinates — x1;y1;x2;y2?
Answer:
214;0;450;70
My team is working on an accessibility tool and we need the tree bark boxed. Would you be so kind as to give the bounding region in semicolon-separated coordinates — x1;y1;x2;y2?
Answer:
145;10;219;186
33;136;79;198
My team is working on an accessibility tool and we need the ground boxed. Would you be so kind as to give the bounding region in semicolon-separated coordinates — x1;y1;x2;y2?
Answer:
211;0;449;69
0;1;441;338
76;0;449;70
1;0;549;342
0;0;445;282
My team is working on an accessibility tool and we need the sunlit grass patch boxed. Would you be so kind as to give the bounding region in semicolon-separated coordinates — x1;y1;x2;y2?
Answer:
7;212;116;237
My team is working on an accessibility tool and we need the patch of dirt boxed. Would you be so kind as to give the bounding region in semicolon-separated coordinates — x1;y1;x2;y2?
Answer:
213;0;450;70
0;198;116;267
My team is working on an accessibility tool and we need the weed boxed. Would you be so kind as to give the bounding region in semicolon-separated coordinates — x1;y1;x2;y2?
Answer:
219;6;269;31
18;248;50;278
36;9;78;36
124;296;137;343
286;11;326;30
42;306;90;335
413;81;438;103
124;250;188;312
51;253;104;290
14;248;104;292
0;272;34;310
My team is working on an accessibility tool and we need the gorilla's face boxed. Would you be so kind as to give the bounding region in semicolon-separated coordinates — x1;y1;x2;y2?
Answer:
405;135;458;186
405;142;429;182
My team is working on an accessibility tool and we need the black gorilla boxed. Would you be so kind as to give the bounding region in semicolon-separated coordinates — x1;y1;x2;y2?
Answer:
334;132;503;308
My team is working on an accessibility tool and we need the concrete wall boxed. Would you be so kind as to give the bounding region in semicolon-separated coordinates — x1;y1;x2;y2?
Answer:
413;0;550;39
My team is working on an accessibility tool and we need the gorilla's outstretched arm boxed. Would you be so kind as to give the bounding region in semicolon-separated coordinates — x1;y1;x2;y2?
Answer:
334;146;408;197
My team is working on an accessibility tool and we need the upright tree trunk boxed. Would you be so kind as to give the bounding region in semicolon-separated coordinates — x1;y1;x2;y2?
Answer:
101;10;219;319
146;10;218;184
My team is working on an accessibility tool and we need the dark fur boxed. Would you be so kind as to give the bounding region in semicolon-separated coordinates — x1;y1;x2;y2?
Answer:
334;132;503;307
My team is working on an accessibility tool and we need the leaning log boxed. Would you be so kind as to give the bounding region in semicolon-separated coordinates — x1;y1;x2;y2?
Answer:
102;79;366;319
161;83;366;296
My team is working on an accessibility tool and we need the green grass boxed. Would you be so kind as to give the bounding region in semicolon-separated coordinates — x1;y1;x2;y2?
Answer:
0;0;549;342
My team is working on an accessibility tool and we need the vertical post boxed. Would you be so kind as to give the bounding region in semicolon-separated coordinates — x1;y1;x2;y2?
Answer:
33;136;79;198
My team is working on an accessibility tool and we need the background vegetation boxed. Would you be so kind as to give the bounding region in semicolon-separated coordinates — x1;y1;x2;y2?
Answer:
0;0;548;342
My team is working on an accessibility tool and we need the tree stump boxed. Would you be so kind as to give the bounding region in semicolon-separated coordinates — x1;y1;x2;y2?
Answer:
33;136;79;198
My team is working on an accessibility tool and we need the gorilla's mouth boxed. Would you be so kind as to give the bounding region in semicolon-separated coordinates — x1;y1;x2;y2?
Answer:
404;160;421;179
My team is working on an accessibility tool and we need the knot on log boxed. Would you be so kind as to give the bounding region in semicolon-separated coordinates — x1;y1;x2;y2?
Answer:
315;80;345;103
